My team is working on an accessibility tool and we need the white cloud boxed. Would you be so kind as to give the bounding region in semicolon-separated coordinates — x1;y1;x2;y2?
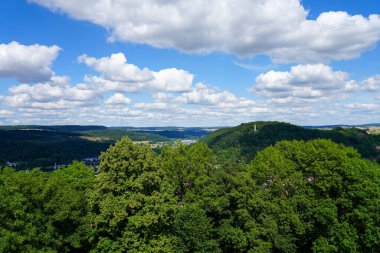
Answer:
0;110;13;115
105;93;132;105
78;53;153;82
2;76;100;109
83;75;145;93
133;102;169;110
362;75;380;91
346;103;379;110
0;94;31;108
1;49;379;126
0;41;60;82
9;78;97;102
151;68;193;92
80;53;193;92
252;64;353;100
178;86;239;106
269;11;380;63
29;0;380;62
154;83;256;108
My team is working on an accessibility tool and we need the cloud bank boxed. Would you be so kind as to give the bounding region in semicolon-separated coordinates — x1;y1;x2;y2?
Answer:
0;44;379;126
29;0;380;62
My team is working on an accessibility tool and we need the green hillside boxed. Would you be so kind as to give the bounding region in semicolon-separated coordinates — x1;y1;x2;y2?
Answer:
201;121;380;163
0;129;169;170
0;130;113;170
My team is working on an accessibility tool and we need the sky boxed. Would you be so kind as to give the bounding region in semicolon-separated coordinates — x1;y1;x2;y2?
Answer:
0;0;379;127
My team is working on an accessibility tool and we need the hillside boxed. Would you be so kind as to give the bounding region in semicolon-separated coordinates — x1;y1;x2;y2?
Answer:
0;126;210;170
0;125;107;131
201;121;380;162
0;130;113;170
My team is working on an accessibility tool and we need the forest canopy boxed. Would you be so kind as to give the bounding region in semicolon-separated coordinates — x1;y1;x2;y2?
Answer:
0;137;379;252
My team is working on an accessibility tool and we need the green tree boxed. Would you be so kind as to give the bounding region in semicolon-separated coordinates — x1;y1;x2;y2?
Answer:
174;203;221;253
160;142;217;203
87;137;179;252
0;162;94;252
245;139;380;252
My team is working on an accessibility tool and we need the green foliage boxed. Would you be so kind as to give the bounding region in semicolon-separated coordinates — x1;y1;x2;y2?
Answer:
87;137;178;252
0;162;94;252
1;135;379;252
160;142;217;202
174;204;220;253
244;140;380;252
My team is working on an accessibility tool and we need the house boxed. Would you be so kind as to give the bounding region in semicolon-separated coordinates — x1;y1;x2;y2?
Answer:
83;157;99;162
6;162;17;167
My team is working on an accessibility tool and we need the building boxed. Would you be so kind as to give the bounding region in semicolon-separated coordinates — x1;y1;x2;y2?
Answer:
180;139;197;145
6;162;17;167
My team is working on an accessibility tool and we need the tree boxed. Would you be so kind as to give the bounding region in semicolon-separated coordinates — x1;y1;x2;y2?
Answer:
0;162;94;252
245;139;380;252
174;203;221;253
87;137;179;252
160;142;217;203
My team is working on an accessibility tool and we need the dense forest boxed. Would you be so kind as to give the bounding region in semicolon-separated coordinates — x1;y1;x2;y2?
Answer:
0;130;112;170
1;135;379;252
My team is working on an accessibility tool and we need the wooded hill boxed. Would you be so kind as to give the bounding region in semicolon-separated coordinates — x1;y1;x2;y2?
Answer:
201;122;380;163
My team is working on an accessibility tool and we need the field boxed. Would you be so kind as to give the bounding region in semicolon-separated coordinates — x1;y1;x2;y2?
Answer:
367;126;380;135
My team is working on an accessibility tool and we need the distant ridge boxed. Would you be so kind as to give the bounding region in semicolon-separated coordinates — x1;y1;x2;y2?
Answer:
0;125;107;132
303;123;380;128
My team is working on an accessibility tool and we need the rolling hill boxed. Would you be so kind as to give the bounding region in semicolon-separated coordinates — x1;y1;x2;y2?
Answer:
201;121;380;163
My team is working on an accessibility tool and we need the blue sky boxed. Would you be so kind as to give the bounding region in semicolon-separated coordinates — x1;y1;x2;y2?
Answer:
0;0;379;126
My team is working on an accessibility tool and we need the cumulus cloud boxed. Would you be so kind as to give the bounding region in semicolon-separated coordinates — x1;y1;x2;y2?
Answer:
105;93;132;105
0;41;60;82
151;68;193;92
80;53;193;92
78;53;153;82
362;75;380;91
153;83;258;111
252;64;354;101
2;76;100;109
29;0;380;62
